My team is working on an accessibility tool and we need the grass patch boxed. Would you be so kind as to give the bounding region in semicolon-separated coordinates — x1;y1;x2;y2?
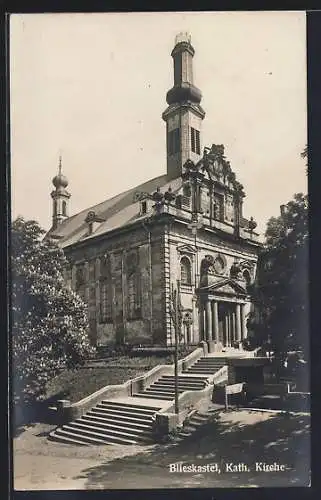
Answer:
44;351;188;404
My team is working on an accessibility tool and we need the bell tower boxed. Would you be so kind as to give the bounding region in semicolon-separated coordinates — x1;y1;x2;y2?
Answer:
51;156;71;229
162;33;205;180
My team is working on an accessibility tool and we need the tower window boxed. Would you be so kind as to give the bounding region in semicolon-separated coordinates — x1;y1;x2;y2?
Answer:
168;128;180;155
62;200;67;216
141;201;147;214
180;256;192;285
191;127;200;155
53;200;57;216
174;55;182;85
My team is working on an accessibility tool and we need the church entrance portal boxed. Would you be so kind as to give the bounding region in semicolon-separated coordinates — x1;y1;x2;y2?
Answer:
199;299;247;347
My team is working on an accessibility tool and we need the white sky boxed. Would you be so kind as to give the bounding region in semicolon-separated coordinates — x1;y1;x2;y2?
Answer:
10;11;307;235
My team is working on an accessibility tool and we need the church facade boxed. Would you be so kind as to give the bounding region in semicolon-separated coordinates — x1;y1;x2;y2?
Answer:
48;33;261;349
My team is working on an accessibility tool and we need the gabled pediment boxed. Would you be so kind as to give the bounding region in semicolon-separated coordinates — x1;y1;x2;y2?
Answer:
201;278;247;296
177;244;197;255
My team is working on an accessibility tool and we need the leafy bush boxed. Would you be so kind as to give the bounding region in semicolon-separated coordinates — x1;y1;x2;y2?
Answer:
12;217;95;405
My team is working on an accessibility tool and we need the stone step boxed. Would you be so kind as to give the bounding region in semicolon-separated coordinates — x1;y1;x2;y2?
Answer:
133;392;173;400
48;429;101;446
184;369;217;374
154;379;205;387
89;408;153;423
99;402;158;415
144;386;181;394
79;416;153;434
186;365;223;370
82;414;152;430
150;382;202;389
95;404;155;418
189;368;224;372
52;427;131;445
194;360;226;364
101;401;161;412
68;420;151;441
62;422;141;444
191;362;226;367
161;375;208;381
151;384;204;391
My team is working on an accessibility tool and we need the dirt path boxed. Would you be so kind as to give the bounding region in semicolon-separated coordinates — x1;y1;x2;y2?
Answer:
14;423;157;490
13;410;310;490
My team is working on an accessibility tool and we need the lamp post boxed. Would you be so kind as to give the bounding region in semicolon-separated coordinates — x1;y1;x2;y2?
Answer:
187;211;203;289
170;280;182;415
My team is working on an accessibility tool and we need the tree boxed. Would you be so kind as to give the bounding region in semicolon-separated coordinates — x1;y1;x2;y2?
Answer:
249;193;308;359
301;145;308;175
12;217;95;405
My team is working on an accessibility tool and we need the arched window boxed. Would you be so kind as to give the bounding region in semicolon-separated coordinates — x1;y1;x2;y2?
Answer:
53;200;57;216
62;200;67;216
180;257;192;285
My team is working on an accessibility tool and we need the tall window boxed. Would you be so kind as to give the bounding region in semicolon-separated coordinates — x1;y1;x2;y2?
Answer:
62;200;67;216
168;128;180;155
126;251;141;320
100;281;112;322
191;127;200;155
180;257;192;285
53;200;57;216
127;271;141;319
100;256;112;323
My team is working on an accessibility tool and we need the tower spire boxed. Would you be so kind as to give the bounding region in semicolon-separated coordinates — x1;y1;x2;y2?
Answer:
162;34;205;180
58;155;62;176
51;155;71;229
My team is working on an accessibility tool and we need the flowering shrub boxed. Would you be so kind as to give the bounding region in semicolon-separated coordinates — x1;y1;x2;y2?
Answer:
12;217;95;404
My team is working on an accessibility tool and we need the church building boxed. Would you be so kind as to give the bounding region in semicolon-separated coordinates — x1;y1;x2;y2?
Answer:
47;33;261;350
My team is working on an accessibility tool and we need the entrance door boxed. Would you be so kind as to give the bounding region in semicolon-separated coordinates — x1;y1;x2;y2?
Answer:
218;303;227;346
218;302;236;347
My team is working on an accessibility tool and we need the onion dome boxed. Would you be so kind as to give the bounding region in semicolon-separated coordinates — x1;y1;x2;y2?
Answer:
52;156;68;188
166;32;203;106
166;83;202;105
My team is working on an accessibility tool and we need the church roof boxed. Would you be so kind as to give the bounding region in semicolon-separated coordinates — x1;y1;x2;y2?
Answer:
47;173;183;248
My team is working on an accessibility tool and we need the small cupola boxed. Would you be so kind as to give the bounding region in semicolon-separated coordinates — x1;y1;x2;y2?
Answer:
51;156;71;229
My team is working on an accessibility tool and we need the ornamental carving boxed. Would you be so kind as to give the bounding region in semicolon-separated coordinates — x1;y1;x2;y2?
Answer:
182;310;193;325
230;259;255;282
201;253;227;277
213;255;226;275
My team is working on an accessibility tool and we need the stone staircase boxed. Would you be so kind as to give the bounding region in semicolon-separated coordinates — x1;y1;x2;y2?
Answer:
132;374;209;401
49;355;229;446
49;400;161;446
183;356;227;375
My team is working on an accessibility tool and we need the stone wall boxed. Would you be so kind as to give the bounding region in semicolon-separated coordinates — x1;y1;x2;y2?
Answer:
65;223;166;346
